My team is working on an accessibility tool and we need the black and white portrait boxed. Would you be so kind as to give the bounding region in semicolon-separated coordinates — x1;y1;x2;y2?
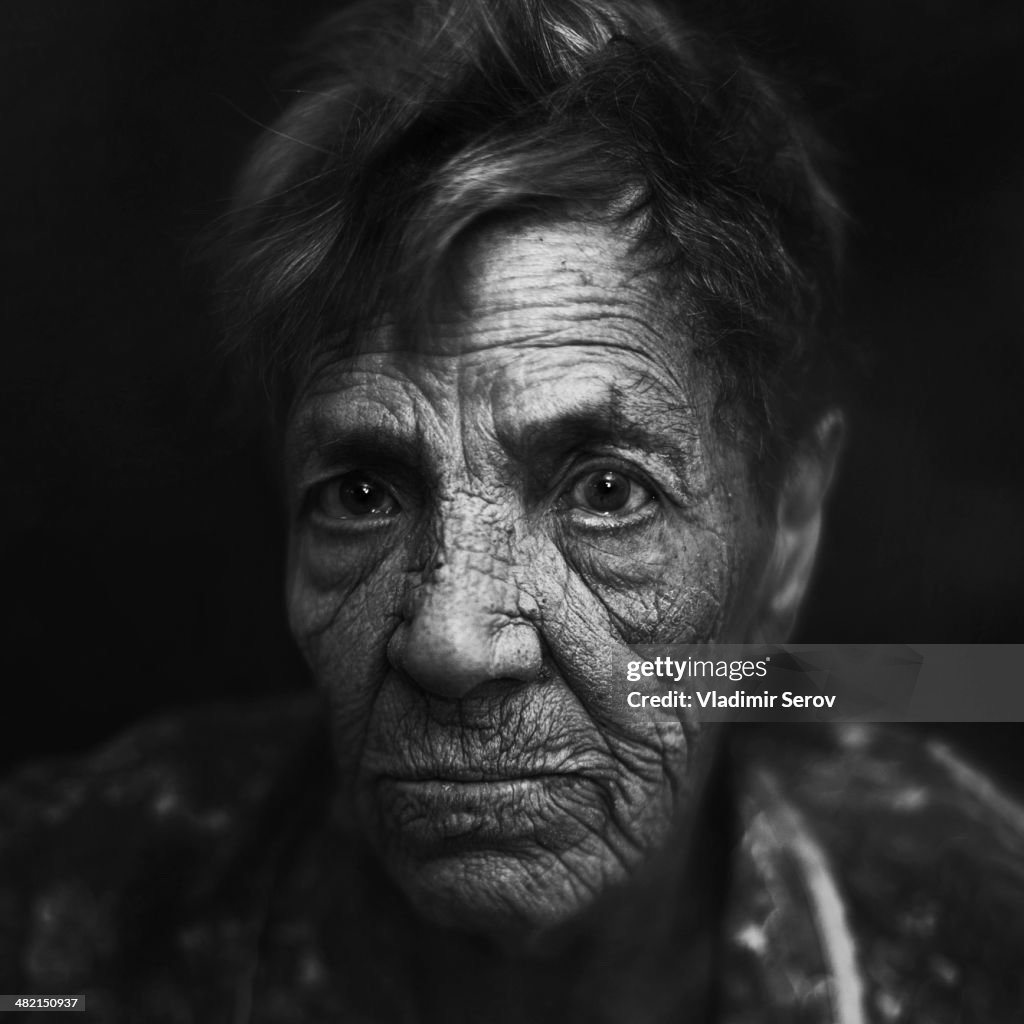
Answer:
1;0;1022;1020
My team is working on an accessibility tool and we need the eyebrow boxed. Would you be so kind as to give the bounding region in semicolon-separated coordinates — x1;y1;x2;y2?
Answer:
288;381;701;482
508;410;689;459
287;415;422;478
498;384;699;467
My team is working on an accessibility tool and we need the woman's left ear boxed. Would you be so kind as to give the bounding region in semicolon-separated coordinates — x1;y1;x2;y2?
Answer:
750;410;845;642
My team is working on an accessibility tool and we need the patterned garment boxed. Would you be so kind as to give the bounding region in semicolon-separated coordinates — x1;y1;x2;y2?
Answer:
1;695;1022;1022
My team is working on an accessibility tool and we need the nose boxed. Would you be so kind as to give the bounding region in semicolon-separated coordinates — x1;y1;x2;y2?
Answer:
387;564;543;700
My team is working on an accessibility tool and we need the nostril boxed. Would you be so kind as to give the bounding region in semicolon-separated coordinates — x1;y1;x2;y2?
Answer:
491;621;543;682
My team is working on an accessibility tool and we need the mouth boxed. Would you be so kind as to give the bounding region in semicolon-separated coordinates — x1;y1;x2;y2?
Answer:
373;773;588;849
382;766;567;782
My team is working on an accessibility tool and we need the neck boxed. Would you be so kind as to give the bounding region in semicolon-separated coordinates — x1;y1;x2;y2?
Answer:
412;836;725;1024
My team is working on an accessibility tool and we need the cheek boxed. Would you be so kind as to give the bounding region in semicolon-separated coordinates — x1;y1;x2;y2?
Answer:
534;498;755;801
286;531;407;770
557;508;734;645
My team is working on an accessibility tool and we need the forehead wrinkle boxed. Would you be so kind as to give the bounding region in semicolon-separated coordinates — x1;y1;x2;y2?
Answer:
459;284;655;325
449;353;504;488
444;290;685;364
493;377;701;471
434;218;686;360
287;371;428;467
300;356;509;493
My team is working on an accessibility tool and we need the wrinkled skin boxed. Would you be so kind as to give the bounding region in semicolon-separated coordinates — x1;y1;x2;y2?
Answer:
284;219;812;941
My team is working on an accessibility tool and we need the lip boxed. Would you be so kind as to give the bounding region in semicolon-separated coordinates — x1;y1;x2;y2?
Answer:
380;768;569;783
383;774;566;798
373;774;583;847
379;774;573;806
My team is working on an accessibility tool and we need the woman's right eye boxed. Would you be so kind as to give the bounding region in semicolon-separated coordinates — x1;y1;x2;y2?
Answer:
312;472;401;521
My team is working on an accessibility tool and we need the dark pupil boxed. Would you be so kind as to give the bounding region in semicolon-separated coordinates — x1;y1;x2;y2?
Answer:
340;476;384;514
585;471;630;512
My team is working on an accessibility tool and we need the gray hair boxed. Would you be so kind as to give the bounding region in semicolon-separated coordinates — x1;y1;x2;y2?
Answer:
212;0;845;478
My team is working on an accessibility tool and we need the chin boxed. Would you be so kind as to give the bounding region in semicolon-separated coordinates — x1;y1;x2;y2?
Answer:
388;847;599;937
360;771;646;934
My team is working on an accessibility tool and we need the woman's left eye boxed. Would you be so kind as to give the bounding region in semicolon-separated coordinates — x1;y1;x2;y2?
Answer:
565;469;654;517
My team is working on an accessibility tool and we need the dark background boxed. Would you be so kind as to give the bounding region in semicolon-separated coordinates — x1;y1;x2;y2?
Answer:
1;0;1022;774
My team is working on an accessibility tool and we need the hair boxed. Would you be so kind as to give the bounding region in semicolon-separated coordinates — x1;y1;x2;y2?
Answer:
212;0;845;482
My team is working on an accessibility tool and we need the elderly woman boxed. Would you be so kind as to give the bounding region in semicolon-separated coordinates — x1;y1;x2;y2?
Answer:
2;0;1022;1021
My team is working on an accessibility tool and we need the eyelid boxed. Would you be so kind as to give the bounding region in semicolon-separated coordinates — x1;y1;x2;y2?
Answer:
553;451;679;506
543;461;653;532
301;469;408;530
297;450;402;485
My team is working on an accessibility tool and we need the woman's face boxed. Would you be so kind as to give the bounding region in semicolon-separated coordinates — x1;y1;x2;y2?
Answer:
283;219;775;933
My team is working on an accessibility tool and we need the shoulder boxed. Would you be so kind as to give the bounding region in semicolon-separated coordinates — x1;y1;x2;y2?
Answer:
729;724;1024;1023
0;693;328;1012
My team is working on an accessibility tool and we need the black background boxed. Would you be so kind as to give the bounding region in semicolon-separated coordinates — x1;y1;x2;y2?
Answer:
1;0;1022;774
